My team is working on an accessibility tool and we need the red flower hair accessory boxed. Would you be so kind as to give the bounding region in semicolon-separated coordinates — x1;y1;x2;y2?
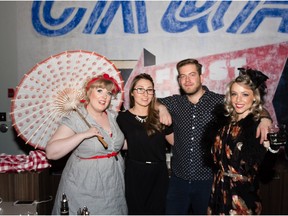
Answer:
85;73;121;94
102;73;121;93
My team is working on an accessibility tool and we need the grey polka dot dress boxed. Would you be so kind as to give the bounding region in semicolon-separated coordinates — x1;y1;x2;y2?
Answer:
51;106;127;215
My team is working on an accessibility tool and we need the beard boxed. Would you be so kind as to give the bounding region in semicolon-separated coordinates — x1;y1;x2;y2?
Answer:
182;84;203;96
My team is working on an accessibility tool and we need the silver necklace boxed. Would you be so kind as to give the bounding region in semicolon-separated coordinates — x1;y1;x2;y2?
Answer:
135;115;148;123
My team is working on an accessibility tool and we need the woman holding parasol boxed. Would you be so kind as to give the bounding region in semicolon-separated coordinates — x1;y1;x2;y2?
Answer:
46;73;127;215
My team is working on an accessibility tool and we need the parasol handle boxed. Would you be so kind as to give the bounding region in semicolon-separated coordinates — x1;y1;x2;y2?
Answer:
74;109;108;150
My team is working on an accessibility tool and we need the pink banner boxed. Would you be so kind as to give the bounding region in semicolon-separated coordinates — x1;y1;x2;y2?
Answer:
124;42;288;123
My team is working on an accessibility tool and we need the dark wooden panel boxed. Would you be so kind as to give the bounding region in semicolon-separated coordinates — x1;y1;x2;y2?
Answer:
260;151;288;215
0;169;54;214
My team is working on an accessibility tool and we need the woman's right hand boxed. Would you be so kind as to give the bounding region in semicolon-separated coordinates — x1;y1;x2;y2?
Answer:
84;127;103;139
46;125;104;160
84;127;108;149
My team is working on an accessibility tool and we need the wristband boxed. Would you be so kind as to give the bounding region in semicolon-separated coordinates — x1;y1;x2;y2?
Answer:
260;116;273;122
268;146;280;154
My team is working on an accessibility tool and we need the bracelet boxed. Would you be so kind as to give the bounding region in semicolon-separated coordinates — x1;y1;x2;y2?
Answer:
260;116;273;122
268;146;280;154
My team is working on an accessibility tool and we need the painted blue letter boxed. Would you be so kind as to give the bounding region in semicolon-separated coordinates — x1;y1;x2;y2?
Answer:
32;1;86;37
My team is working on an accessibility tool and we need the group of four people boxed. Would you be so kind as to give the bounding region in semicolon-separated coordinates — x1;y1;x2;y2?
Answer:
46;58;276;215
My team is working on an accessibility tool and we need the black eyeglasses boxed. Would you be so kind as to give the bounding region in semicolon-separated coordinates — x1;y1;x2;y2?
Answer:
133;87;155;95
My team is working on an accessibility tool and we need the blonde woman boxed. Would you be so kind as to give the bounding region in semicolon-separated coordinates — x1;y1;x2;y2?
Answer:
208;68;278;215
46;74;127;215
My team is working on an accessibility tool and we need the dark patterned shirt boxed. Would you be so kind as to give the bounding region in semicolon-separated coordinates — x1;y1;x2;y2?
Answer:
159;86;224;180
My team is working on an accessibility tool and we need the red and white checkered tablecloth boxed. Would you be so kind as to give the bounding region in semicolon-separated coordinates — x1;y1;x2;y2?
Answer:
0;150;51;173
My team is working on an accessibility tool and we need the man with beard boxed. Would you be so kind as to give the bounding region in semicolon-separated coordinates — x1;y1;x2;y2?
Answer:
157;58;271;215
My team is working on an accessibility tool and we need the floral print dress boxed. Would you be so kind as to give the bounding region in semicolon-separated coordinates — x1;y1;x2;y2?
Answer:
207;114;267;215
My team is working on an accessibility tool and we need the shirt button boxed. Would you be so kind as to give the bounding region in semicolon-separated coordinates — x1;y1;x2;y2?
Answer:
192;126;195;129
190;148;193;151
191;137;194;141
193;115;196;118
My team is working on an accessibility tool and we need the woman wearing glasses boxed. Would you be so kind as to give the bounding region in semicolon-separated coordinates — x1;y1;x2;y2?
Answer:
117;73;174;215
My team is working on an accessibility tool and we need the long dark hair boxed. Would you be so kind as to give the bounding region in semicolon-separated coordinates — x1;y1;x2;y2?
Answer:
129;73;164;136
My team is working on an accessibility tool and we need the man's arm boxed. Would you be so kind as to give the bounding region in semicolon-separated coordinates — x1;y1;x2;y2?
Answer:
155;99;172;126
257;108;272;144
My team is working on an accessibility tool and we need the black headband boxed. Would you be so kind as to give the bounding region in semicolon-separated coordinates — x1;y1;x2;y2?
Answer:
238;67;269;88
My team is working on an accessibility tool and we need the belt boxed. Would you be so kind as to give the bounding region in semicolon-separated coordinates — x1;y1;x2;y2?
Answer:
128;159;165;165
79;152;118;160
221;170;249;182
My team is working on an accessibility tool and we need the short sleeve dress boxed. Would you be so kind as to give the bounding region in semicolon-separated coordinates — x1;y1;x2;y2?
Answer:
51;105;127;215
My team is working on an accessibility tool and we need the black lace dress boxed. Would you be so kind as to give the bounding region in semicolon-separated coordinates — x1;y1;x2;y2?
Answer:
208;114;268;215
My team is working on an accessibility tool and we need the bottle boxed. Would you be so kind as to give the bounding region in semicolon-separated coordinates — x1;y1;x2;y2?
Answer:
268;124;287;146
82;206;90;215
77;206;90;215
60;193;69;215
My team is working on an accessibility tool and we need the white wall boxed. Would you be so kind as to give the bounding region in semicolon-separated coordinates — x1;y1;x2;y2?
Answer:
0;1;287;154
0;2;28;154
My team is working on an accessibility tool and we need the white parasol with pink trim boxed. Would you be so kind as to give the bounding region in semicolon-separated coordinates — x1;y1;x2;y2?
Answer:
10;50;124;150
